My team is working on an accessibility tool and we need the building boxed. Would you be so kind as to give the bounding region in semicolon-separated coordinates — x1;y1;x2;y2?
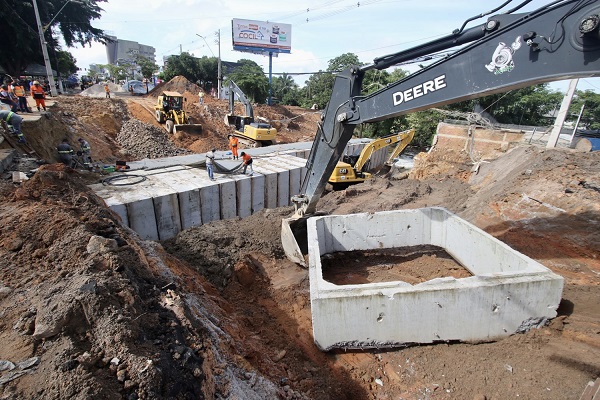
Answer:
105;35;156;65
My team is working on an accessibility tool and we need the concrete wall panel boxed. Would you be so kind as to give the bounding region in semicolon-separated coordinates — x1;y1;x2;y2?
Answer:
154;194;182;240
200;184;220;223
219;180;237;220
235;177;252;218
251;174;265;214
178;189;202;230
127;198;159;240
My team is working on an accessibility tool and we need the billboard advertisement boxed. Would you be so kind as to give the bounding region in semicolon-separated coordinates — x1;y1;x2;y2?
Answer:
232;19;292;54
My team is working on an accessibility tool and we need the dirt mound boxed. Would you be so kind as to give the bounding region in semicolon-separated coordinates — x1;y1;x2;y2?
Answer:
148;76;201;97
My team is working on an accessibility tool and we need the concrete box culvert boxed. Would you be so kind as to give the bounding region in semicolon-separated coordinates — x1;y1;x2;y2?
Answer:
307;207;564;351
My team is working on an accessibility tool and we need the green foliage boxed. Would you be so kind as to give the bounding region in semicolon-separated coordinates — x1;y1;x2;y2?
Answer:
0;0;108;75
450;84;562;125
133;54;158;80
227;59;268;103
163;52;200;82
393;110;443;149
96;63;128;81
301;72;335;109
570;90;600;129
55;50;77;76
272;73;298;105
327;53;362;72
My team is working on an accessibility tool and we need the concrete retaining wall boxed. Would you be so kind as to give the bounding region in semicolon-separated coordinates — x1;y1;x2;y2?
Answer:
307;207;564;351
91;154;307;240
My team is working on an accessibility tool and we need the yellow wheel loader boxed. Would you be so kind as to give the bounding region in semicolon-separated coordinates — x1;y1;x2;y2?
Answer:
154;91;202;135
328;129;414;189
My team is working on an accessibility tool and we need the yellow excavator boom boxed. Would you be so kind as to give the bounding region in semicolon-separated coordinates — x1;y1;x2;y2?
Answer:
354;129;415;172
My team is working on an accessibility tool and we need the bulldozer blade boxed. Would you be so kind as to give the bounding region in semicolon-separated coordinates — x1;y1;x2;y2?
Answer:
281;215;309;268
174;124;203;135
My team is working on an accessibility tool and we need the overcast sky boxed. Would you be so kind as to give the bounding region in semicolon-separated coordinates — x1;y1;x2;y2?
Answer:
66;0;600;92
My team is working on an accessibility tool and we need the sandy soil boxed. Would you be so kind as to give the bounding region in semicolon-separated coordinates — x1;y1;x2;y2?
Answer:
0;75;599;400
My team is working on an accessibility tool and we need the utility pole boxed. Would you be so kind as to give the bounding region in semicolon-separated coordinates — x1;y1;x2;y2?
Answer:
216;29;222;100
547;79;578;148
32;0;58;97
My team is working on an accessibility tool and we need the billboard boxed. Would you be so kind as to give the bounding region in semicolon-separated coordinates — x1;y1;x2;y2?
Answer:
232;19;292;54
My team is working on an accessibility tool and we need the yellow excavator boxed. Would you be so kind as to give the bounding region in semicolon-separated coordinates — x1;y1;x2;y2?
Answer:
328;129;414;189
154;91;202;134
225;81;276;147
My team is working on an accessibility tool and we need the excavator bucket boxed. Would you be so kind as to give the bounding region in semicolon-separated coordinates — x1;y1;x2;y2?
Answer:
174;124;203;135
281;215;309;268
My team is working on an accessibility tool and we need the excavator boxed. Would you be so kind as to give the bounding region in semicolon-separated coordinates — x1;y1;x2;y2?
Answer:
329;129;414;189
154;91;202;135
225;80;277;147
282;0;600;266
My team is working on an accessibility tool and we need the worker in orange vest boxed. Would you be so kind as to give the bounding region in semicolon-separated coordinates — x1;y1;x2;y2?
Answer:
240;152;253;176
30;81;47;111
228;134;239;160
104;83;110;98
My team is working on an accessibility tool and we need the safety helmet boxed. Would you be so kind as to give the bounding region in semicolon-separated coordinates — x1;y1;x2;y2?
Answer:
211;148;216;152
33;81;40;85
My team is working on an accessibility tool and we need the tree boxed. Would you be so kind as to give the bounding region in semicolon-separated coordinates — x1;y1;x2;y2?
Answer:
96;63;128;81
272;73;298;104
55;49;78;76
162;53;218;89
450;84;562;126
570;90;600;129
227;59;268;103
0;0;109;76
133;54;158;81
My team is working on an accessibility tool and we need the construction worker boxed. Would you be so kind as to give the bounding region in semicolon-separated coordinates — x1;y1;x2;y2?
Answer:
104;83;110;98
30;81;47;111
57;139;74;167
78;137;92;169
240;152;253;176
12;81;31;113
0;110;25;143
206;148;216;181
228;134;239;160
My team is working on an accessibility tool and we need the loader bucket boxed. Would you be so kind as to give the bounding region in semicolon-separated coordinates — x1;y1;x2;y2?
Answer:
281;215;310;268
174;124;203;135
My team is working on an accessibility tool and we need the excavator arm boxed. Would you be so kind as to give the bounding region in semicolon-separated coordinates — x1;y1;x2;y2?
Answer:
228;80;254;118
293;0;600;216
352;129;415;172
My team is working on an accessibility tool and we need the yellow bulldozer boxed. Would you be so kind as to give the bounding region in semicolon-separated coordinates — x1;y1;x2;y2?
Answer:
154;91;202;134
328;129;415;189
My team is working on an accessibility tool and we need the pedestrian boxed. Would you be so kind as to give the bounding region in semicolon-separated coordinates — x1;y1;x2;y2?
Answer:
104;83;110;98
78;137;92;169
228;134;239;160
0;110;26;143
0;85;18;112
30;81;47;111
206;147;216;181
198;90;204;105
12;81;30;113
57;138;74;167
240;152;253;176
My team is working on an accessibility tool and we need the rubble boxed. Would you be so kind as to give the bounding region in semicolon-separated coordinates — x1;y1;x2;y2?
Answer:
116;119;192;159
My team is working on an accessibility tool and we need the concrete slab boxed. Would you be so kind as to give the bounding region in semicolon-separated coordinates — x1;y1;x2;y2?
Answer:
307;207;564;351
0;149;17;174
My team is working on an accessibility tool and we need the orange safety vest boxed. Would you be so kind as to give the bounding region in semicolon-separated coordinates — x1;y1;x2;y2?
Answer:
104;85;110;92
229;136;238;148
31;85;45;98
13;85;25;97
242;153;252;164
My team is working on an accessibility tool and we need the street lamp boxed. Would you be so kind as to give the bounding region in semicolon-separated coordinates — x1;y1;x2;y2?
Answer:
32;0;81;97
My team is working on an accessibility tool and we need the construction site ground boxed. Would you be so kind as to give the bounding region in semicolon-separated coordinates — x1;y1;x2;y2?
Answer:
0;76;599;400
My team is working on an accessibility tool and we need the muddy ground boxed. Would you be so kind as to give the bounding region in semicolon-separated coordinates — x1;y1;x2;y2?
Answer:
0;76;599;399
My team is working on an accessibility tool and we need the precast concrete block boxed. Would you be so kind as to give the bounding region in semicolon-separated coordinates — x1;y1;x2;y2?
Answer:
250;174;265;214
307;207;564;351
127;198;159;240
254;166;278;209
219;179;237;220
200;184;220;223
234;176;252;218
153;193;182;240
108;203;129;226
178;189;202;230
272;155;307;200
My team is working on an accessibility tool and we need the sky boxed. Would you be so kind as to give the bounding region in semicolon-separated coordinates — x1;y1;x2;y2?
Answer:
65;0;600;93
